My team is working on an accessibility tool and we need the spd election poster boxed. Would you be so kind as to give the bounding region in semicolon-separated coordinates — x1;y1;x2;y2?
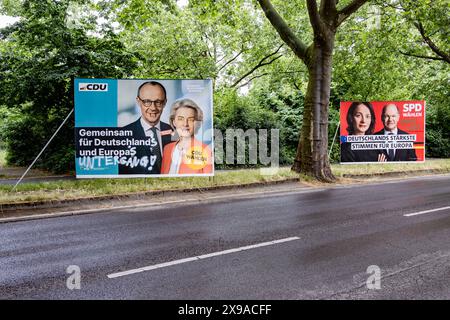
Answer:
75;79;214;178
340;101;425;163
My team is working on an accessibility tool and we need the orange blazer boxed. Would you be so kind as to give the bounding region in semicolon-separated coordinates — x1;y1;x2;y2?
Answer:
161;139;213;174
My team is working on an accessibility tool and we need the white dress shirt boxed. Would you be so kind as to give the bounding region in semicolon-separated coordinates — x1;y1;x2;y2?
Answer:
384;128;398;158
139;117;163;156
168;144;183;174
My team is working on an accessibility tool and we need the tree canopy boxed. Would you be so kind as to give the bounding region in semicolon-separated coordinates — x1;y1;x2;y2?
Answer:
0;0;448;174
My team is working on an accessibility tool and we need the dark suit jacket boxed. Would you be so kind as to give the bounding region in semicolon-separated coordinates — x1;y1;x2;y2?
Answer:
340;142;381;163
118;118;173;174
374;128;417;161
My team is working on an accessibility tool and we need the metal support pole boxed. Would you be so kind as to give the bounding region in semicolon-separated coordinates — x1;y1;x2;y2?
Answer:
328;124;340;160
13;108;74;190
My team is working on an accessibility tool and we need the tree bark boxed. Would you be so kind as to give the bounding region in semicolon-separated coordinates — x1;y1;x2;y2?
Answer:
291;34;336;182
258;0;369;182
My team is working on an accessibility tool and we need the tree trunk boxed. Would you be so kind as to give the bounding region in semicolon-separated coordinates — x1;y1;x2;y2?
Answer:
257;0;370;182
291;34;336;182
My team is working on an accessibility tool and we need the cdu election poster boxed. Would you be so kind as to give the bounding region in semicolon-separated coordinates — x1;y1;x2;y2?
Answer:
75;79;214;178
340;101;425;163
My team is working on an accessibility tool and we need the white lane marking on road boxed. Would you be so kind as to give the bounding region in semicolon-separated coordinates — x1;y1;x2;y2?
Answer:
107;236;300;279
403;206;450;217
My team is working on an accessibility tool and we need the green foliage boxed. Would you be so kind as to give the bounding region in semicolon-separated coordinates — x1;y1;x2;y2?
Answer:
412;62;450;158
215;76;307;167
426;102;450;158
332;1;449;160
384;0;449;62
214;88;279;168
213;79;307;167
115;0;284;86
249;81;305;164
0;105;17;148
328;107;340;163
0;0;136;172
116;1;216;79
0;0;448;175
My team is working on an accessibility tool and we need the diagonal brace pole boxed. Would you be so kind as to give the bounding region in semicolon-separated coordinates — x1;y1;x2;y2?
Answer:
13;108;74;191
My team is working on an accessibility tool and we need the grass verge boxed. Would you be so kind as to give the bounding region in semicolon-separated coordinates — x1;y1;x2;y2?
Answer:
1;159;449;204
0;168;298;204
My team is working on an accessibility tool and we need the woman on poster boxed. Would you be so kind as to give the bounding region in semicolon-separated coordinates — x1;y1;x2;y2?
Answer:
341;102;387;162
161;98;213;174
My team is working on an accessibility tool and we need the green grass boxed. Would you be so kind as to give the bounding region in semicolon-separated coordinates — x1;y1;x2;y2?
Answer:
1;159;449;204
0;167;298;203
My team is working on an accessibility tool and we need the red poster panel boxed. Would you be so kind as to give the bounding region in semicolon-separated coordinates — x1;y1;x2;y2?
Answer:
340;101;425;163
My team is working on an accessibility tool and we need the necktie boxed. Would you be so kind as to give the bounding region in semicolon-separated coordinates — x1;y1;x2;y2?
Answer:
388;133;395;160
149;127;162;173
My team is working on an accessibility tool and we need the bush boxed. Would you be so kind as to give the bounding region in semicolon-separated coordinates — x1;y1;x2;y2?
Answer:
0;0;136;174
251;85;304;165
2;105;75;173
425;102;450;158
214;88;279;168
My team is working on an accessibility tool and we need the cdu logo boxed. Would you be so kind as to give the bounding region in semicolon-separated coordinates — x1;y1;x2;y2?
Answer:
79;83;108;92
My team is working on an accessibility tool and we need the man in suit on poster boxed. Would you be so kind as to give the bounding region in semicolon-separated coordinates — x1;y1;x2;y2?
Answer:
375;103;417;161
119;81;173;174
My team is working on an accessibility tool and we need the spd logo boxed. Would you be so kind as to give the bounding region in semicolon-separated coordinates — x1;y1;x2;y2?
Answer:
79;83;108;92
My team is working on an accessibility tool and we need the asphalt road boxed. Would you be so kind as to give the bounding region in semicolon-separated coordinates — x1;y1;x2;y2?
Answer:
0;176;75;185
0;175;449;299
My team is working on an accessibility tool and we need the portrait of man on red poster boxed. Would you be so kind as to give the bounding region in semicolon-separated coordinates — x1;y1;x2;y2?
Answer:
340;101;425;163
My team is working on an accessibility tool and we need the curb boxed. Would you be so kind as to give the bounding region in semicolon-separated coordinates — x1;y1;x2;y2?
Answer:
1;168;449;214
341;168;450;179
0;177;301;213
